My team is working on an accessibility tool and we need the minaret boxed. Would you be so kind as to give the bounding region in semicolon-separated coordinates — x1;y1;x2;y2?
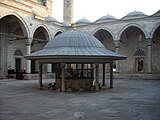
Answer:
63;0;74;24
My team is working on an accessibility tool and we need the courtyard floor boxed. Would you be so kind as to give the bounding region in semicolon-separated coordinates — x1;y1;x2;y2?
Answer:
0;78;160;120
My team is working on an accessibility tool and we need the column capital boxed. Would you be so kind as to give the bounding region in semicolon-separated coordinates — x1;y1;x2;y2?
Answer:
26;42;31;46
114;40;120;48
25;38;32;45
147;38;152;46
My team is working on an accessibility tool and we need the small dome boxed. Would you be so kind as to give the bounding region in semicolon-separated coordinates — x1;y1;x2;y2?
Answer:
45;16;58;22
122;10;147;20
99;15;116;20
62;22;70;27
126;11;146;16
75;18;91;25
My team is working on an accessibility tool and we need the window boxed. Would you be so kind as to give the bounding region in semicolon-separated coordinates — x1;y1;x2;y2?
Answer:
134;49;145;56
14;49;23;56
136;58;144;73
38;0;47;6
15;58;21;72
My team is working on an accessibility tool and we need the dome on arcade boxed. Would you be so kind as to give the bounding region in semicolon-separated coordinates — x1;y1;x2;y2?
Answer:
75;18;92;25
45;16;58;22
62;22;70;27
99;14;116;20
95;14;117;23
25;30;126;62
126;11;145;16
122;10;147;20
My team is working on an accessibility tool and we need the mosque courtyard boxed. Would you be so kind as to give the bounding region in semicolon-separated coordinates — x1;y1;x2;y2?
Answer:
0;78;160;120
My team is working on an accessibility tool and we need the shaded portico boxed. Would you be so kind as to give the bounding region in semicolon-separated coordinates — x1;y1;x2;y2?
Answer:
25;30;126;91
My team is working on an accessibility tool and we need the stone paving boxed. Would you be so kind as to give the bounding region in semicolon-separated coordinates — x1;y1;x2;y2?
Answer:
0;78;160;120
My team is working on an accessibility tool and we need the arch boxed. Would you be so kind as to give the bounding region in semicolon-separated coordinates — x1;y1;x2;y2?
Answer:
92;27;115;40
31;25;51;73
53;29;64;37
118;23;148;40
0;12;29;38
32;24;51;42
152;23;160;74
0;12;29;76
150;22;160;38
93;28;115;52
54;31;62;37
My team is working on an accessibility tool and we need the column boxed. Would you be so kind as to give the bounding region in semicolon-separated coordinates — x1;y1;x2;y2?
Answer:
110;62;113;88
61;63;65;92
26;42;31;73
47;64;52;73
102;63;105;86
147;38;152;74
95;63;99;91
115;46;119;73
81;64;84;77
39;63;43;90
114;40;120;73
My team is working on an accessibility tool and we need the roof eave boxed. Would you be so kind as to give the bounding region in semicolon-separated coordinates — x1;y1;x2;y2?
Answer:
24;55;126;63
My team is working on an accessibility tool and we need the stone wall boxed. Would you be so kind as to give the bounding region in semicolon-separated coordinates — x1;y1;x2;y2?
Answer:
0;0;52;20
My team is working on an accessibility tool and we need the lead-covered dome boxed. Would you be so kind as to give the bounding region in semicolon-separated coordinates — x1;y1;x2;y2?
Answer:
99;15;116;20
45;16;58;22
126;11;145;16
122;10;147;20
45;31;103;49
95;14;117;23
75;18;92;25
25;31;126;62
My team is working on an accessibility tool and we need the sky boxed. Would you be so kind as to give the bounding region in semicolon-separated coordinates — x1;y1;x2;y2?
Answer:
52;0;160;23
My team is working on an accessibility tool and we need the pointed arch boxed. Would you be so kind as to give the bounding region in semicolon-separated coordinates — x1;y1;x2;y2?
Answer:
32;24;51;42
92;27;115;40
31;25;51;73
0;12;29;38
151;22;160;38
53;29;64;37
118;23;148;40
0;12;29;76
93;28;115;52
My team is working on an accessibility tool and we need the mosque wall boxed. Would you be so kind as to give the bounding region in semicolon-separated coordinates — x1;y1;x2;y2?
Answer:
76;15;160;74
0;0;65;77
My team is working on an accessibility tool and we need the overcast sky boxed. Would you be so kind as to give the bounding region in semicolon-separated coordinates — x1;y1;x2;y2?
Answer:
52;0;160;22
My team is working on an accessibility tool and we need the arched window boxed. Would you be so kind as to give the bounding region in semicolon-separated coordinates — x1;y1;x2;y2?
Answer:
14;49;23;56
134;49;145;56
